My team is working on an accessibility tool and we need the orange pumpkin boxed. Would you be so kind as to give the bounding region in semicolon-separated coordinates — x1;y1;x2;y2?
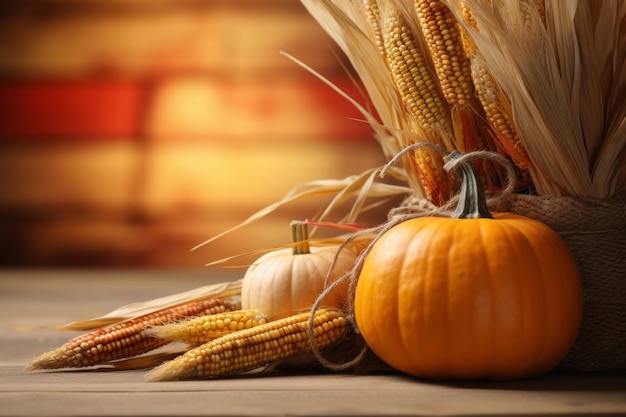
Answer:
354;156;583;380
242;221;356;320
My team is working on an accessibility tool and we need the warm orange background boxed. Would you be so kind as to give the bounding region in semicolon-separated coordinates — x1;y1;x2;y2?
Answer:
0;1;390;269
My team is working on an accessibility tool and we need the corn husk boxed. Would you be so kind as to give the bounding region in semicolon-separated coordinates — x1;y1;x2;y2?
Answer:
58;280;243;331
446;0;626;198
300;0;626;199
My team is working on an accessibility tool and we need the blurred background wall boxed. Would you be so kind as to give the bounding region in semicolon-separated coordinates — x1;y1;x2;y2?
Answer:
0;0;391;269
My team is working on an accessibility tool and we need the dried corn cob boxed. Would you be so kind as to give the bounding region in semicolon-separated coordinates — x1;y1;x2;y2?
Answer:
458;2;478;55
26;298;228;370
381;7;449;139
456;2;532;170
411;145;449;205
381;5;452;204
414;0;479;155
145;308;349;381
459;0;544;27
144;309;267;346
414;0;473;108
363;0;385;56
471;58;532;169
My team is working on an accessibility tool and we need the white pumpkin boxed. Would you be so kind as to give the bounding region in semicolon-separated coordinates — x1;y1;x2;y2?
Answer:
241;221;357;320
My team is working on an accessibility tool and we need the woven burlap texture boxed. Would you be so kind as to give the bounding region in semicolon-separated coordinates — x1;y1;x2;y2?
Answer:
491;192;626;372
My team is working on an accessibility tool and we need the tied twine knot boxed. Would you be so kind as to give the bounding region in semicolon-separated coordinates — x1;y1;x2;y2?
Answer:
384;146;519;219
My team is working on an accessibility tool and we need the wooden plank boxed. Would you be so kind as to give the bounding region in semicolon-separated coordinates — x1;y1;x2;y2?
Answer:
1;366;625;416
1;270;625;417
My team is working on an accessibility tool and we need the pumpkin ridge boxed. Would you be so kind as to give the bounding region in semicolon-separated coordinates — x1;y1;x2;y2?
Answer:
468;219;495;378
523;219;560;372
510;219;581;375
422;230;440;376
516;225;551;376
289;254;302;314
479;254;495;380
436;219;450;375
423;221;450;375
491;220;535;377
391;227;419;373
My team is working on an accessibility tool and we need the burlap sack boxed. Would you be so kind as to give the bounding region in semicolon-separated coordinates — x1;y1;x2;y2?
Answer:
492;192;626;372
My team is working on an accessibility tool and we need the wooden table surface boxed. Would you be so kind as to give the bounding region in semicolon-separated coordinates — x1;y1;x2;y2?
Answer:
2;269;625;417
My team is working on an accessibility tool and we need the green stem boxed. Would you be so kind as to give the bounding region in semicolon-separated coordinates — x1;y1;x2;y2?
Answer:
290;221;311;255
446;151;493;219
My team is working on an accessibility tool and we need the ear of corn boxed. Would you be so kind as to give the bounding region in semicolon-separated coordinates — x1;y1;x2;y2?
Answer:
26;299;227;370
144;308;349;381
471;57;532;169
363;0;385;56
58;280;243;331
144;309;267;346
380;4;452;204
411;145;449;205
381;5;450;142
414;0;480;157
414;0;473;108
456;3;531;170
458;2;478;55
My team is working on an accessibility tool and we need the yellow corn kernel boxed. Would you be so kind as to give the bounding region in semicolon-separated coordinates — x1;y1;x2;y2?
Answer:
145;308;349;381
415;0;481;156
145;310;267;346
460;2;477;28
26;299;227;370
414;0;473;107
413;146;449;206
458;2;478;56
458;1;544;50
381;8;448;134
363;0;385;56
471;59;532;169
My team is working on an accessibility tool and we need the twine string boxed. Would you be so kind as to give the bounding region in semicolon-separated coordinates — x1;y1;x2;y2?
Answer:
307;145;518;371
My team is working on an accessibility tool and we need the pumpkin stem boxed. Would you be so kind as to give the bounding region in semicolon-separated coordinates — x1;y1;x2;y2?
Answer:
445;151;493;219
290;220;311;255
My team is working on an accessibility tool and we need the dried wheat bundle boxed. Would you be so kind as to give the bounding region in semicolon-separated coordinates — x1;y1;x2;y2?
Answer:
449;0;626;198
302;0;626;199
192;0;625;262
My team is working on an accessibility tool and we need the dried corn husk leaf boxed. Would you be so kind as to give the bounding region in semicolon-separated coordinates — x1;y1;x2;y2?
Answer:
59;280;243;331
446;0;626;198
192;167;411;252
